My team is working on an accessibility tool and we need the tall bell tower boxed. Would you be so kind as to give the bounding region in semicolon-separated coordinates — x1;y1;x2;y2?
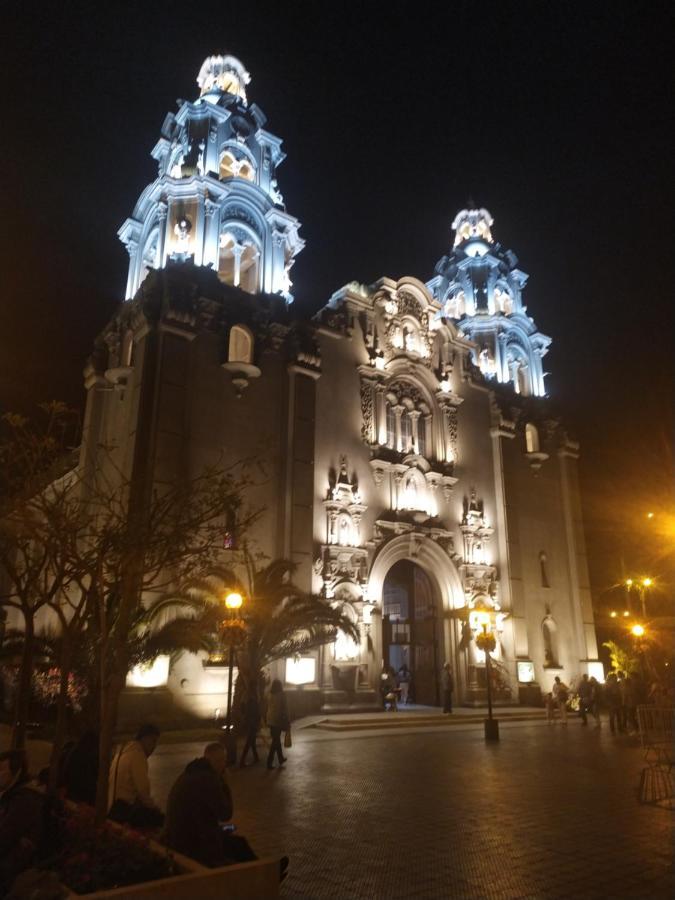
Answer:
119;54;304;302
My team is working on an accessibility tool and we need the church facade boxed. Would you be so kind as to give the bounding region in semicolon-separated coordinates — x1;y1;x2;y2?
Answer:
82;56;600;720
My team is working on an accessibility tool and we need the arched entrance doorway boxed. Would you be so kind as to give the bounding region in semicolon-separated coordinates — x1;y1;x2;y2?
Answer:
382;560;441;706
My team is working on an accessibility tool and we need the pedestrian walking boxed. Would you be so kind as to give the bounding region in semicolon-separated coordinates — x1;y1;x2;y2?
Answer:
239;689;261;767
588;676;602;728
266;679;290;770
605;673;622;734
442;662;454;714
544;692;556;724
552;676;569;724
577;674;592;726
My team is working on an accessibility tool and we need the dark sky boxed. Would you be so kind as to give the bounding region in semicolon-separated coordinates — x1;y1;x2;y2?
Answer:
2;1;673;598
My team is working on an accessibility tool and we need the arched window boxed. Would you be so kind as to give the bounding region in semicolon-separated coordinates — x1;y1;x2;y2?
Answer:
219;151;237;179
218;228;260;293
542;617;559;667
219;149;255;182
525;423;540;454
228;324;254;364
443;289;466;319
494;285;513;314
539;551;550;588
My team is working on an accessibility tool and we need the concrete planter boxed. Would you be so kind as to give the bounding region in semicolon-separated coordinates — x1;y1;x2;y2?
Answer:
63;845;280;899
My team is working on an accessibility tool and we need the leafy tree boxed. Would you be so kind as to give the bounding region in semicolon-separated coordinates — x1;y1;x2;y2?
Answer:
65;455;255;822
602;639;640;676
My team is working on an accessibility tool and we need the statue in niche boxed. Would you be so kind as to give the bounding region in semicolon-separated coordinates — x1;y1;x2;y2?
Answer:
404;327;416;353
173;216;192;252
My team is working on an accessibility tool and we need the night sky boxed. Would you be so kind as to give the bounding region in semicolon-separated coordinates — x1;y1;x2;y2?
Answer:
2;1;672;599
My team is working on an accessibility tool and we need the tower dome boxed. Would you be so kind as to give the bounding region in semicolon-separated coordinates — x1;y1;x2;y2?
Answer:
118;55;304;302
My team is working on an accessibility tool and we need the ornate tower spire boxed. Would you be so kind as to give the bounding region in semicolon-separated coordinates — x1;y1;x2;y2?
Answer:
428;209;550;397
119;54;304;302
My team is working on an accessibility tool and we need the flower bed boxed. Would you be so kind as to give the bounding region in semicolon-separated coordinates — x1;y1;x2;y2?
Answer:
54;807;177;895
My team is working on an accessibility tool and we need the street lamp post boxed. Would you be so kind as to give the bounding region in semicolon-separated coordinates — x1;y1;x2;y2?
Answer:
476;619;499;742
223;591;244;765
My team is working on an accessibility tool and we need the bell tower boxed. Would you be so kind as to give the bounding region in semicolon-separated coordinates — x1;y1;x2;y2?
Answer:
428;208;550;397
119;54;304;302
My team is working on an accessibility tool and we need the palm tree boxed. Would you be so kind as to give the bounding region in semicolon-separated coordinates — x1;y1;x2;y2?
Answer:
186;555;361;697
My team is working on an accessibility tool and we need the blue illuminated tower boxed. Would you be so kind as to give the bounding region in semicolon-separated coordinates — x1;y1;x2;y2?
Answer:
428;208;550;396
119;55;304;302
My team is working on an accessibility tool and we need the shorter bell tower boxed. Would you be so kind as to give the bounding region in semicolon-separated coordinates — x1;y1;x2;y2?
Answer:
428;208;550;397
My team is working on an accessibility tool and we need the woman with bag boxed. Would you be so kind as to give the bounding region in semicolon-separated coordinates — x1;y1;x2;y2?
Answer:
266;679;290;769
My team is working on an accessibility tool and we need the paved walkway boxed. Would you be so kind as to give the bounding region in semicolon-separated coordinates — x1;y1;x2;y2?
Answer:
150;719;673;899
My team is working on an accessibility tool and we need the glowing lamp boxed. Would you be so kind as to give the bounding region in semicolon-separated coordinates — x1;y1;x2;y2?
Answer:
631;624;645;638
646;512;654;519
285;657;316;685
127;655;170;689
623;610;630;617
609;611;617;618
625;578;633;588
586;661;605;683
225;591;243;610
470;609;492;631
641;577;653;587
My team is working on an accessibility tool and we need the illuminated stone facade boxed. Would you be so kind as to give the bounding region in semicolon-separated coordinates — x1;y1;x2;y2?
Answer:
79;58;599;720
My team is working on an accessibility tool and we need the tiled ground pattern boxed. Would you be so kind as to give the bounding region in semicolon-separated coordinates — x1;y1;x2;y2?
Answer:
151;723;673;899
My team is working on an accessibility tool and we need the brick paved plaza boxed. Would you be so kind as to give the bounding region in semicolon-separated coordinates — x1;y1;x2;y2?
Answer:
150;719;673;899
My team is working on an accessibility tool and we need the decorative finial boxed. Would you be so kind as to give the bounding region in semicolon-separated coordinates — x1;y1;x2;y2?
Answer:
197;55;251;103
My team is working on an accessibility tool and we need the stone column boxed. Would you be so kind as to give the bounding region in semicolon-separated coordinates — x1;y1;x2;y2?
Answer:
203;198;219;270
157;201;169;268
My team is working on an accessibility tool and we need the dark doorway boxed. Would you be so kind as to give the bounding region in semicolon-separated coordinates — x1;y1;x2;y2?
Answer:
382;560;440;706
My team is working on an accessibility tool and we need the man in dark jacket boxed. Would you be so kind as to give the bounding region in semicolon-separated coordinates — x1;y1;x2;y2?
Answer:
0;750;44;894
163;742;256;867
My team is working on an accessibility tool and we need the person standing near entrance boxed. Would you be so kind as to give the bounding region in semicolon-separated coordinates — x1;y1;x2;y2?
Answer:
552;675;568;724
442;663;454;713
397;664;411;705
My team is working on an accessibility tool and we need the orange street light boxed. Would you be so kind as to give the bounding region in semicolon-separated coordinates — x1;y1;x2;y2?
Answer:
646;512;654;519
609;611;617;618
631;623;645;638
625;578;633;588
225;591;244;610
622;610;630;617
641;577;653;588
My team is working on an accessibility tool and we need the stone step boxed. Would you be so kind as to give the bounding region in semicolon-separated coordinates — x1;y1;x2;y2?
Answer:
312;710;546;732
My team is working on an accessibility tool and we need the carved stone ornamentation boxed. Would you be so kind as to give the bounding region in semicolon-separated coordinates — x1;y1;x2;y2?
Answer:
360;378;376;444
